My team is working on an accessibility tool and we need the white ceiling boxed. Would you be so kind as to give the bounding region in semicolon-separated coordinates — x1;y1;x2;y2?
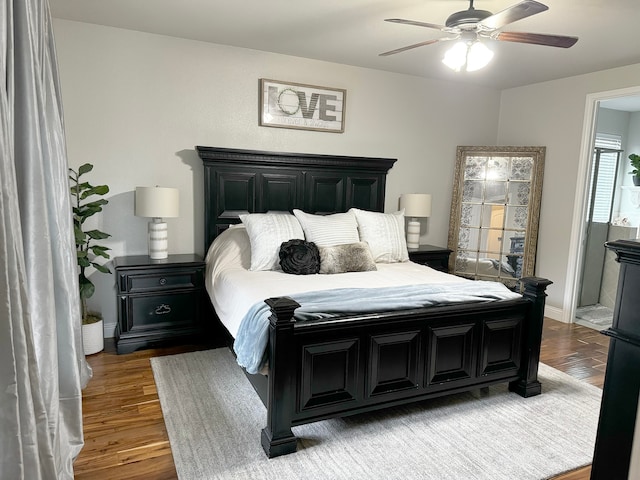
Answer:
49;0;640;92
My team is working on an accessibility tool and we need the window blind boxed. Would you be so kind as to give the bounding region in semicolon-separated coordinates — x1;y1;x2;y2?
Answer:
588;133;622;223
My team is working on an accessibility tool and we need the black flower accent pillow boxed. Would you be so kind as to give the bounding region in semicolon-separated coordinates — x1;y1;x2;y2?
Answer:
279;239;321;275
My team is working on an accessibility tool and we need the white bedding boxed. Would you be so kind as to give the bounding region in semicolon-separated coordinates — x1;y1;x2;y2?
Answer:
205;226;473;338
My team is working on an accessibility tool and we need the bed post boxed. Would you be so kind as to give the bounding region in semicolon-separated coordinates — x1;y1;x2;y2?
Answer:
509;276;553;398
261;296;300;458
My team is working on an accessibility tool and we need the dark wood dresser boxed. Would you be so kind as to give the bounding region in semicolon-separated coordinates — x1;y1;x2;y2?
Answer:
591;239;640;479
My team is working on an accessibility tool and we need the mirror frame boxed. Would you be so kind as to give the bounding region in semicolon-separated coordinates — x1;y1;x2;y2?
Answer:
447;145;546;287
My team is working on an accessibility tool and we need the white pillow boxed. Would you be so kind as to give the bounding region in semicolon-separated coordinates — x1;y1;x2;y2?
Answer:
293;209;360;247
350;208;409;263
239;213;304;271
205;224;251;272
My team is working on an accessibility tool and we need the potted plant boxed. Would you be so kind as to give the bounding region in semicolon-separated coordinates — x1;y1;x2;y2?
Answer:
69;163;111;355
630;153;640;186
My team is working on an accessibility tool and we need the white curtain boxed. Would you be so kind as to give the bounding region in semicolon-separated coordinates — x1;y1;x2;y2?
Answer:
0;0;92;479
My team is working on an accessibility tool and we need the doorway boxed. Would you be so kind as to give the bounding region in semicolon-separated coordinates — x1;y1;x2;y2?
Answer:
564;86;640;328
575;145;623;330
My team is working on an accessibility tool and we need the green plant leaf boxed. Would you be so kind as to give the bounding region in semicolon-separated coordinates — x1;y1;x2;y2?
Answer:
74;225;86;244
90;245;111;259
93;185;109;195
87;229;111;240
77;205;104;220
78;163;93;175
80;185;109;200
80;199;109;210
92;263;111;274
78;256;91;267
79;274;95;299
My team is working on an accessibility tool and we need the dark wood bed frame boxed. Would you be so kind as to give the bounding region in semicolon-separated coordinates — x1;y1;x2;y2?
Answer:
197;145;552;458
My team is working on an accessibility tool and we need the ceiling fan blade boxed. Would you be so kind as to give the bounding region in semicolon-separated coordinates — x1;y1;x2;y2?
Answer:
379;39;442;57
385;18;446;31
479;0;548;30
495;31;578;48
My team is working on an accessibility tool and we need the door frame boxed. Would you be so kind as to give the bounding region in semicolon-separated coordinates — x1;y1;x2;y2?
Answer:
563;85;640;323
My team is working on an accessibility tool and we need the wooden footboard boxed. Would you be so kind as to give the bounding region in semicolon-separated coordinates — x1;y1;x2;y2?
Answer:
257;276;552;458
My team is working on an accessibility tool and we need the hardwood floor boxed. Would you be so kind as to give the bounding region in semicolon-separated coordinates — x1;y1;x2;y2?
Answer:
74;318;608;479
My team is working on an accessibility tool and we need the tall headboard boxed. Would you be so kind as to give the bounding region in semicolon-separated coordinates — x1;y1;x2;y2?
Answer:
196;146;397;251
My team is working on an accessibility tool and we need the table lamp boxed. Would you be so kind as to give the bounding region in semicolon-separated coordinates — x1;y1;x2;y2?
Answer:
135;186;179;259
400;193;432;249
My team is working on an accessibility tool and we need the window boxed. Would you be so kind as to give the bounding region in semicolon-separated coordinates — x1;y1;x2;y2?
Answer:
588;133;622;223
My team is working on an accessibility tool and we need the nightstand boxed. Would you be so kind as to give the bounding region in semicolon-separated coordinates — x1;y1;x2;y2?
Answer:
114;254;206;354
408;244;452;273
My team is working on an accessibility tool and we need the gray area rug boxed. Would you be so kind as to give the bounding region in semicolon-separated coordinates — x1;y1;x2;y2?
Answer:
151;348;602;480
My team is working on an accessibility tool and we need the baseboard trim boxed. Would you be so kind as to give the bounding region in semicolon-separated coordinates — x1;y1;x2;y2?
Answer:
103;321;117;339
544;305;565;322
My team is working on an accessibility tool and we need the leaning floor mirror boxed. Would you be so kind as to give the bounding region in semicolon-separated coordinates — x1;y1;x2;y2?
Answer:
447;146;545;288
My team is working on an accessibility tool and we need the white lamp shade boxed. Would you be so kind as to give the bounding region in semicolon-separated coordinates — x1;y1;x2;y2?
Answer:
400;193;432;218
135;187;179;218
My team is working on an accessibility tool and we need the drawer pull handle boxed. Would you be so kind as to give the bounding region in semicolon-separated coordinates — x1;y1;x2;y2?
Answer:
155;304;171;315
159;278;167;286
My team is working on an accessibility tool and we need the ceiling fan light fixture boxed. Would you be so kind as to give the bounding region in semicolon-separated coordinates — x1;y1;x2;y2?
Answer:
442;41;469;72
442;40;493;72
466;41;494;71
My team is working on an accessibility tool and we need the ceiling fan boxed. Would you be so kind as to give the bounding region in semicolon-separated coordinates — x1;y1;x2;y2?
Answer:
380;0;578;58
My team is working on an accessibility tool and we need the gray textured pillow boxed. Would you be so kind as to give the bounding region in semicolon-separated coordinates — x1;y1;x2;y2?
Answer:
318;242;377;274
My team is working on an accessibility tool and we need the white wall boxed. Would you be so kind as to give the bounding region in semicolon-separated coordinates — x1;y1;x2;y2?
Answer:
53;19;502;336
497;64;640;313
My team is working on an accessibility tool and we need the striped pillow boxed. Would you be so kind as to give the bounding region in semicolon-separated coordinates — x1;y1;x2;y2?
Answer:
350;208;409;263
293;209;360;247
239;213;304;271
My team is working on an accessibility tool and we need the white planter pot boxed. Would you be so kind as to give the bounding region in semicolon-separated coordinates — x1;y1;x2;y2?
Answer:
82;320;104;355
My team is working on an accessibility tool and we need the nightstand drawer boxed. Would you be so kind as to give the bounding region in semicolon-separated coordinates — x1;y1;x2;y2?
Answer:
121;292;198;332
120;271;200;293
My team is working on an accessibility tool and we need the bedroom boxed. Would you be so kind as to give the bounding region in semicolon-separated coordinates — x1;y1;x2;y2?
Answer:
3;0;640;479
47;4;640;333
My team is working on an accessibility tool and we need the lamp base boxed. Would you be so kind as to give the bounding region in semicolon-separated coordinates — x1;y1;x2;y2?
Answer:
148;220;168;259
406;219;420;249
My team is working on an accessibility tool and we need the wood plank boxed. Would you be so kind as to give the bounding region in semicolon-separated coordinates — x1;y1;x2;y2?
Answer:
74;320;605;479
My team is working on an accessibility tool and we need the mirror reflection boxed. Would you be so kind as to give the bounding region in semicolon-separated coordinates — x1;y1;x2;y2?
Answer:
448;146;545;287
